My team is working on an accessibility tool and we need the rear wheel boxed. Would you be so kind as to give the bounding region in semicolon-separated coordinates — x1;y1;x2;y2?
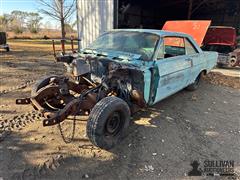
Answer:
87;96;130;150
186;73;202;91
229;57;236;67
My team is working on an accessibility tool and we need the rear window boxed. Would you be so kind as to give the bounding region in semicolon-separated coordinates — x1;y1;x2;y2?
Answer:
164;37;185;56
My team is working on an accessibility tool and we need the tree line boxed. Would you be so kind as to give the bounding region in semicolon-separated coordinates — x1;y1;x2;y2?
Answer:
0;11;42;34
0;0;76;39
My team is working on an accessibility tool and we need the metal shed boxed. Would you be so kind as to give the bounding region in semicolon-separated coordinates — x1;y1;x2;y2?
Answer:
76;0;117;48
76;0;240;49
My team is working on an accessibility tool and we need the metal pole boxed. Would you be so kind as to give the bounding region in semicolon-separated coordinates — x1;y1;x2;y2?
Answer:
188;0;193;20
71;36;74;53
52;40;56;57
113;0;119;29
76;0;81;51
61;39;65;55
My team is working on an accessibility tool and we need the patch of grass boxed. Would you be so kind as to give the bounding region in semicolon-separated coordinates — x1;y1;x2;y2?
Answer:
7;31;78;40
7;39;78;54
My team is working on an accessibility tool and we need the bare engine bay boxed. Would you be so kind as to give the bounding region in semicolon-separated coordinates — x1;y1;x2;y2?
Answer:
26;54;145;127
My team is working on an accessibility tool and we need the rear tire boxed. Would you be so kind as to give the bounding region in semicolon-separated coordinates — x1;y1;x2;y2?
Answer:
186;73;201;91
87;96;130;150
229;57;236;67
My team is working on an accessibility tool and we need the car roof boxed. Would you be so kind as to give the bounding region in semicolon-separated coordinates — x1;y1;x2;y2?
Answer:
111;29;192;38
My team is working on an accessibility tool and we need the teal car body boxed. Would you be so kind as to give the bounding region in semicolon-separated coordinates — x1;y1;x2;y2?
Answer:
16;23;218;150
81;29;218;106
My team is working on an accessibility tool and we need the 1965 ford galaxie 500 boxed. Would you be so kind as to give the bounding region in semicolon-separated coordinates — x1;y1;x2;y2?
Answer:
16;21;218;149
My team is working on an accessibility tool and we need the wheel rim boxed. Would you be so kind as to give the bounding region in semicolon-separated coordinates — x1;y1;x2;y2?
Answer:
230;59;236;67
105;112;122;136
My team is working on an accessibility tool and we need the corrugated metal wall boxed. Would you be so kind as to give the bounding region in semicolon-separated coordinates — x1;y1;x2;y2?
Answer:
77;0;114;49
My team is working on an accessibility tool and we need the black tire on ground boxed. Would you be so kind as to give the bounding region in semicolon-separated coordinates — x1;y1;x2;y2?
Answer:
87;96;130;150
186;73;202;91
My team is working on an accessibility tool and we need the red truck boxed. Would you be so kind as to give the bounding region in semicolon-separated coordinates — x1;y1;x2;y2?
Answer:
202;26;239;67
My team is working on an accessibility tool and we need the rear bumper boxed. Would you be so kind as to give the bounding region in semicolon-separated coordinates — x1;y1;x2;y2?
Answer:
217;62;229;66
217;54;229;65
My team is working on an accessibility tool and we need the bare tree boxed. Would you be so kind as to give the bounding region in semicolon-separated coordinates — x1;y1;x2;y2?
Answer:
27;13;43;33
0;14;12;31
38;0;76;39
11;11;27;33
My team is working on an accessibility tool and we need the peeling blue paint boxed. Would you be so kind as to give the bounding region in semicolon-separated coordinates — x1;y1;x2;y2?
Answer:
84;29;218;105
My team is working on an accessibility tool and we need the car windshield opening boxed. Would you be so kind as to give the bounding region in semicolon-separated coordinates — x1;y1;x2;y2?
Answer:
88;31;159;61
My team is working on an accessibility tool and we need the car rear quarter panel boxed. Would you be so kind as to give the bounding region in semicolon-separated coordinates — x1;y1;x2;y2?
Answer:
189;51;218;84
202;51;218;72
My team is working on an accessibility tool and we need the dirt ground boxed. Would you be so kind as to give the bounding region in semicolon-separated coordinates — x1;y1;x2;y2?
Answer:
0;40;240;180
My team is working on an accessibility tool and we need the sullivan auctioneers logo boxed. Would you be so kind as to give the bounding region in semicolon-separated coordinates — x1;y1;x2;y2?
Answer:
188;160;235;176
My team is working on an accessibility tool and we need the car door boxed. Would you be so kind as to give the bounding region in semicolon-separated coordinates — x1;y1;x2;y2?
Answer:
184;37;202;84
153;36;192;104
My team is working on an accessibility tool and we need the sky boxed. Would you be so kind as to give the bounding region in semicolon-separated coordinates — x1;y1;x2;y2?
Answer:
0;0;76;29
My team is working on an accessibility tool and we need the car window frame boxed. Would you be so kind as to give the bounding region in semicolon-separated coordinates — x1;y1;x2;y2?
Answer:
155;36;187;60
184;37;199;55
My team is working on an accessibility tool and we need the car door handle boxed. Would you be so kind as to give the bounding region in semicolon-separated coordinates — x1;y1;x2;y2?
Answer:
185;58;193;67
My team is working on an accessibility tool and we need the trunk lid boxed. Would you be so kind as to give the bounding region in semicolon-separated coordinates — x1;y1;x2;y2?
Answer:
162;20;211;46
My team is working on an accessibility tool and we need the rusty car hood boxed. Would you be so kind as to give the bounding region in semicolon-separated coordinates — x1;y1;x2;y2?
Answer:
80;48;155;70
203;26;237;47
162;20;211;46
82;48;142;62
